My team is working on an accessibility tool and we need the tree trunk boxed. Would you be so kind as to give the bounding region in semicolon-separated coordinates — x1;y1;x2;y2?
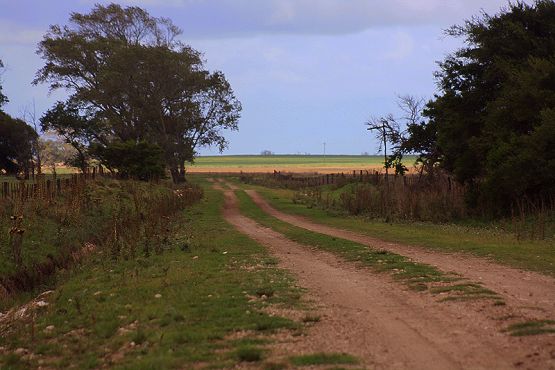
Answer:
178;161;187;183
170;167;184;184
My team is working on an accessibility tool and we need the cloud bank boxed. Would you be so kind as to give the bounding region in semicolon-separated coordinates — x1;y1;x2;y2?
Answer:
88;0;516;38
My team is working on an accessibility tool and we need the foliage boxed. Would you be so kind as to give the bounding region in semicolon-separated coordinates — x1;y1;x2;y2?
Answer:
0;59;7;108
366;96;433;176
34;3;241;183
91;140;165;180
0;111;38;176
425;0;555;211
40;101;96;173
39;136;78;170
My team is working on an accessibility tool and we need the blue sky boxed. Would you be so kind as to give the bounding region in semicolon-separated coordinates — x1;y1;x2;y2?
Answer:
0;0;520;155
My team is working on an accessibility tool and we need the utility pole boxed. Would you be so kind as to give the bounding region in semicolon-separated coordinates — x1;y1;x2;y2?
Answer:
323;142;326;163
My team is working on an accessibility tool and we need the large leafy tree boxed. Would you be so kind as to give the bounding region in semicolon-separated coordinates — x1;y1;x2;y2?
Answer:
35;3;241;182
0;62;37;177
0;111;38;177
424;0;555;211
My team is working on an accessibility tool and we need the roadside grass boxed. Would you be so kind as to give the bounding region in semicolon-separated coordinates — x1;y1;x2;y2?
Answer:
229;180;555;277
0;179;198;310
289;352;359;366
0;183;304;369
234;189;501;302
235;346;265;362
504;320;555;336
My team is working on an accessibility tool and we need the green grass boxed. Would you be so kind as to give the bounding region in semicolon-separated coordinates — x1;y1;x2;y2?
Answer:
234;189;501;302
289;352;359;366
230;181;555;277
189;155;417;170
0;181;305;369
504;320;555;336
235;346;265;362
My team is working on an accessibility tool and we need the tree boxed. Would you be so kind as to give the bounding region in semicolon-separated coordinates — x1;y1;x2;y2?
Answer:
366;95;428;177
40;101;98;173
34;3;241;183
39;135;78;175
0;111;38;177
425;0;555;211
0;59;7;109
21;101;43;175
91;141;165;180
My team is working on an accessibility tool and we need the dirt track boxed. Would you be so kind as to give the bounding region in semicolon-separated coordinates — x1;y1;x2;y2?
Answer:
215;182;555;369
244;188;555;317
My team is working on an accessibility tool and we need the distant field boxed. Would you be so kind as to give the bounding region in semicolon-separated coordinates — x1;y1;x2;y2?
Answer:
188;155;418;174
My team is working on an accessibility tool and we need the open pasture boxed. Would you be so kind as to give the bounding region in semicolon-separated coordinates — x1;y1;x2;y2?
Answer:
188;155;417;174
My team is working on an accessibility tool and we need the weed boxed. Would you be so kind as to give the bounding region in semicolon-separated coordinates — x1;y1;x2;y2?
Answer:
235;347;264;362
289;352;359;366
504;320;555;336
255;287;275;298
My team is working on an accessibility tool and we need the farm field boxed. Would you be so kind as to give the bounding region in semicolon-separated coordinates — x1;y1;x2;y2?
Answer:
188;155;418;173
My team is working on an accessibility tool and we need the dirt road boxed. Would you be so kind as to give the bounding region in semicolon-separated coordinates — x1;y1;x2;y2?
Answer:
244;189;555;317
216;184;555;369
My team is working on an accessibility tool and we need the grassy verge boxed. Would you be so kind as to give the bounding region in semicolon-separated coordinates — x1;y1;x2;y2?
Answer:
229;180;555;277
289;352;359;367
0;182;305;369
0;179;200;309
234;189;500;302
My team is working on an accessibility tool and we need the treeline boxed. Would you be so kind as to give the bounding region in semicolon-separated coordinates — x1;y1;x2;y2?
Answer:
370;0;555;216
1;3;241;182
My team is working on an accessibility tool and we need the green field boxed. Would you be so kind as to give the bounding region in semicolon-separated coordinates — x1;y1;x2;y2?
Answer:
189;155;417;173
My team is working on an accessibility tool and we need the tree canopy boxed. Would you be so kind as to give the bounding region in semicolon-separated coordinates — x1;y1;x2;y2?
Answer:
0;59;7;108
379;1;555;213
35;3;241;182
0;111;38;176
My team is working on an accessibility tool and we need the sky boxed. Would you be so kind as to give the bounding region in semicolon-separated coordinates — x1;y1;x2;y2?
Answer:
0;0;522;155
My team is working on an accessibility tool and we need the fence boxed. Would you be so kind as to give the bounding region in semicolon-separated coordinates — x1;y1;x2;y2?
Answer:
1;167;108;201
242;169;459;191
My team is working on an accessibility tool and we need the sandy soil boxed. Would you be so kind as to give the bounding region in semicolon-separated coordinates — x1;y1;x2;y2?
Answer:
216;184;555;369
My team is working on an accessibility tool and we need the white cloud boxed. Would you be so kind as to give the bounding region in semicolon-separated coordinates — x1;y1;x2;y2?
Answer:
52;0;532;39
85;0;525;38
